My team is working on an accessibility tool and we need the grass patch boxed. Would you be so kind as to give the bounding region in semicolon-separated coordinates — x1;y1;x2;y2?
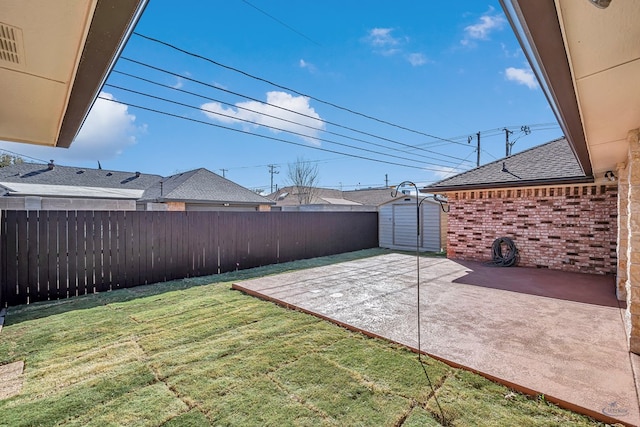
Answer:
0;249;604;426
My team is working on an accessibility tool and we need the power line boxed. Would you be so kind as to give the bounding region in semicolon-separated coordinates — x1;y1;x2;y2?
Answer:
115;60;473;164
410;123;561;150
240;0;321;46
98;96;461;173
131;32;465;146
104;82;469;170
111;69;471;165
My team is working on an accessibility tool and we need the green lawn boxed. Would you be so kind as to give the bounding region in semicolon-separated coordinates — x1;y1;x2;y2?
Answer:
0;249;606;426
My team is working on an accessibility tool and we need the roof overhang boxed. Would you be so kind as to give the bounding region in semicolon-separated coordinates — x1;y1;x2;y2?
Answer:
0;0;147;148
147;198;276;206
0;182;144;199
422;176;595;194
500;0;640;178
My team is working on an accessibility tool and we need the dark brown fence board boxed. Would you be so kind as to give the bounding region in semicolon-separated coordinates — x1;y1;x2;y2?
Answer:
5;211;19;304
66;212;78;298
46;211;60;299
138;212;150;285
124;212;136;287
37;211;50;300
189;211;203;276
217;212;233;273
93;212;107;293
176;212;188;279
0;212;5;306
57;212;69;298
16;212;28;298
150;211;163;284
209;213;220;276
168;213;179;281
113;211;125;288
1;211;378;306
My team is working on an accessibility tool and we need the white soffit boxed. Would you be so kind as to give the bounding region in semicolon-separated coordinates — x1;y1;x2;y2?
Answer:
556;0;640;174
0;1;97;147
0;182;144;199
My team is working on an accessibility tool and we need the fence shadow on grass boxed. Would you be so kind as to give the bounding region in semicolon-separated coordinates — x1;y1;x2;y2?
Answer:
4;248;390;326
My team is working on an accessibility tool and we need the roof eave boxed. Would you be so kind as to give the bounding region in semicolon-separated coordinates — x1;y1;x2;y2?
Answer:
499;0;592;176
149;198;275;205
56;0;149;148
422;175;595;194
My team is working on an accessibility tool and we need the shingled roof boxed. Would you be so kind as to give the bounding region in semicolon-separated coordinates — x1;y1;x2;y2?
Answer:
140;168;274;205
422;138;593;193
268;186;396;207
0;163;161;198
0;163;160;188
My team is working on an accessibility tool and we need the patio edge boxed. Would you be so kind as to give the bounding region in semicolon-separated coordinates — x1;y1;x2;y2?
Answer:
232;282;634;427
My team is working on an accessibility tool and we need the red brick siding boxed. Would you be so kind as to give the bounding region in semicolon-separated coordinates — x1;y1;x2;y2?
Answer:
445;185;617;275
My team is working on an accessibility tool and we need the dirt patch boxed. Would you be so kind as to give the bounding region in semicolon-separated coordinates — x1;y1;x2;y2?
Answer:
0;361;25;400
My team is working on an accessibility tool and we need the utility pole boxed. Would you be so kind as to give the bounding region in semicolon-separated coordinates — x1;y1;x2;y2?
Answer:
220;168;228;178
267;164;279;193
476;131;481;167
503;128;514;157
385;174;388;187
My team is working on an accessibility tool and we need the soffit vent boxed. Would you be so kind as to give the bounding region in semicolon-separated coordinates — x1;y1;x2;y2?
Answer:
0;22;25;71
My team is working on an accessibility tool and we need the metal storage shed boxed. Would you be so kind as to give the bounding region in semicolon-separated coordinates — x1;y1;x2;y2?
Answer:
379;195;442;252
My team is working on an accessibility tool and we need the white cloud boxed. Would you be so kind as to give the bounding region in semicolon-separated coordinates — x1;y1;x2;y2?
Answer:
431;165;459;180
299;59;317;73
366;28;400;48
505;67;538;89
406;52;428;66
500;43;520;58
364;28;429;66
172;77;184;89
461;8;506;46
0;92;144;164
364;28;404;56
201;91;325;145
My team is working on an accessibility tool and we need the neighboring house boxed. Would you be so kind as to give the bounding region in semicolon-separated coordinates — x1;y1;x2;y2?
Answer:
423;138;616;274
0;163;274;212
269;186;398;212
0;0;147;148
139;168;273;212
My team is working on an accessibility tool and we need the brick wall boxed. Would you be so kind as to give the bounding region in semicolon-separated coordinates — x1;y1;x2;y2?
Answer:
445;184;618;275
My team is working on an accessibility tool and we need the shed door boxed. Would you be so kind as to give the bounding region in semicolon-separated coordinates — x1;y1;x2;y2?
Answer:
393;204;418;248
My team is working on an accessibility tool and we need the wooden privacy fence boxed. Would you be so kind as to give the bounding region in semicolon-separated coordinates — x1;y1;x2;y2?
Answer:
0;210;378;307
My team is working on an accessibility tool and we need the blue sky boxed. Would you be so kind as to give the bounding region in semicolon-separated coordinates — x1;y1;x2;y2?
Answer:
1;1;562;193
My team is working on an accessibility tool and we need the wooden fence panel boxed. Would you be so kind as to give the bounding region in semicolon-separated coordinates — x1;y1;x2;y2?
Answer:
1;211;378;307
16;212;28;297
139;211;151;285
47;211;60;300
4;211;19;304
218;212;236;274
93;212;107;294
66;211;78;298
57;211;69;298
197;211;218;276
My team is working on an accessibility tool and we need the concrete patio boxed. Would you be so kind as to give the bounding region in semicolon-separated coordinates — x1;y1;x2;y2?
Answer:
233;252;640;426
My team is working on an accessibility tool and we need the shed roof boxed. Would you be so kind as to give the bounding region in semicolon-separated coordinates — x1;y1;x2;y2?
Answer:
422;138;592;193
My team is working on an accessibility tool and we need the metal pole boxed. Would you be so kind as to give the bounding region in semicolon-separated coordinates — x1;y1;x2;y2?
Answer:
476;131;481;167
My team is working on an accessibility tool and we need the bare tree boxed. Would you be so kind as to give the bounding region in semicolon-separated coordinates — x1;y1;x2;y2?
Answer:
0;154;24;168
287;157;319;204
